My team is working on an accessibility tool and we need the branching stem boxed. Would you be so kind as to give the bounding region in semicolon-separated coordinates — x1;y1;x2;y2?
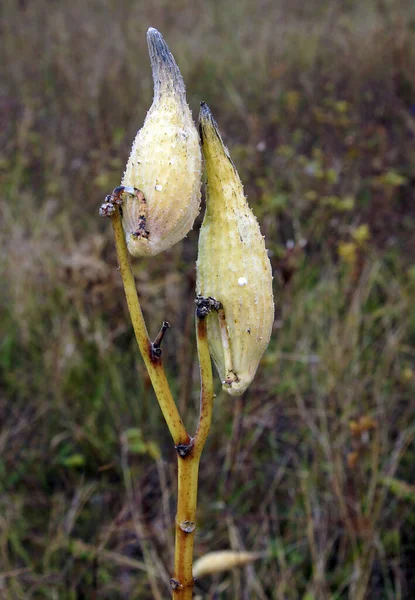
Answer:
110;207;214;599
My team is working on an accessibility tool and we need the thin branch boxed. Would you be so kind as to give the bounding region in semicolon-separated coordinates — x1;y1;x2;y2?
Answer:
110;208;189;447
193;315;214;457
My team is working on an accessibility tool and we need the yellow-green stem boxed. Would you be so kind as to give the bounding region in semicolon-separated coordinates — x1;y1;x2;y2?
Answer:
173;317;214;599
194;317;215;459
110;210;188;446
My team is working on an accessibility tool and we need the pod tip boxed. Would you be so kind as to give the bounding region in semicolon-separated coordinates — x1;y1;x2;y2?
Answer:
199;101;210;114
146;27;185;98
199;102;214;128
147;26;160;37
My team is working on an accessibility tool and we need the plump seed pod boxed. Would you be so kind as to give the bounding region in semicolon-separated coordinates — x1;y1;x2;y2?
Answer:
121;28;202;256
196;103;274;396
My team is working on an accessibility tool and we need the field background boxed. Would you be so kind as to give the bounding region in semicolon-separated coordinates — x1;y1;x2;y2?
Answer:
1;0;415;598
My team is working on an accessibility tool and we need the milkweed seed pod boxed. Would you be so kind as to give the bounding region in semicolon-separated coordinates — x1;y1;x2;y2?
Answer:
121;28;202;256
196;102;274;396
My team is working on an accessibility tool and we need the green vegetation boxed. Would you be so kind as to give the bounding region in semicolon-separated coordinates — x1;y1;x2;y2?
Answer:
1;0;415;598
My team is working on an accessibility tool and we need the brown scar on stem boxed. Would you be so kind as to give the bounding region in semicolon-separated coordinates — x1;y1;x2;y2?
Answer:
169;578;183;590
169;577;195;591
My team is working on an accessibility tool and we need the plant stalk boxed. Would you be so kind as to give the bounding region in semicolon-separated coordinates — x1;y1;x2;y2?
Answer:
172;316;214;598
110;208;214;598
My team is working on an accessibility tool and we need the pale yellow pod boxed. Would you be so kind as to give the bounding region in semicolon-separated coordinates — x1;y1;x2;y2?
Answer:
121;28;202;256
196;103;274;396
193;550;265;578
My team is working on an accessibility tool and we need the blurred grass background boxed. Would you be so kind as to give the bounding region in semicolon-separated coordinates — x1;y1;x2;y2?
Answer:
1;0;415;598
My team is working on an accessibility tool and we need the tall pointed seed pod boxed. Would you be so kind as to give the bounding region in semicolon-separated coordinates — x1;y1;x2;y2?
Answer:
121;28;202;256
196;103;274;396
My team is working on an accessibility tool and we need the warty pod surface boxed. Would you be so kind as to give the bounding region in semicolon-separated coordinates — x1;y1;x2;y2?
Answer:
196;103;274;396
121;28;202;256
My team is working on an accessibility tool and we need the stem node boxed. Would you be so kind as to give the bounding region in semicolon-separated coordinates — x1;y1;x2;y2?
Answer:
179;520;196;534
169;578;183;591
175;441;194;458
